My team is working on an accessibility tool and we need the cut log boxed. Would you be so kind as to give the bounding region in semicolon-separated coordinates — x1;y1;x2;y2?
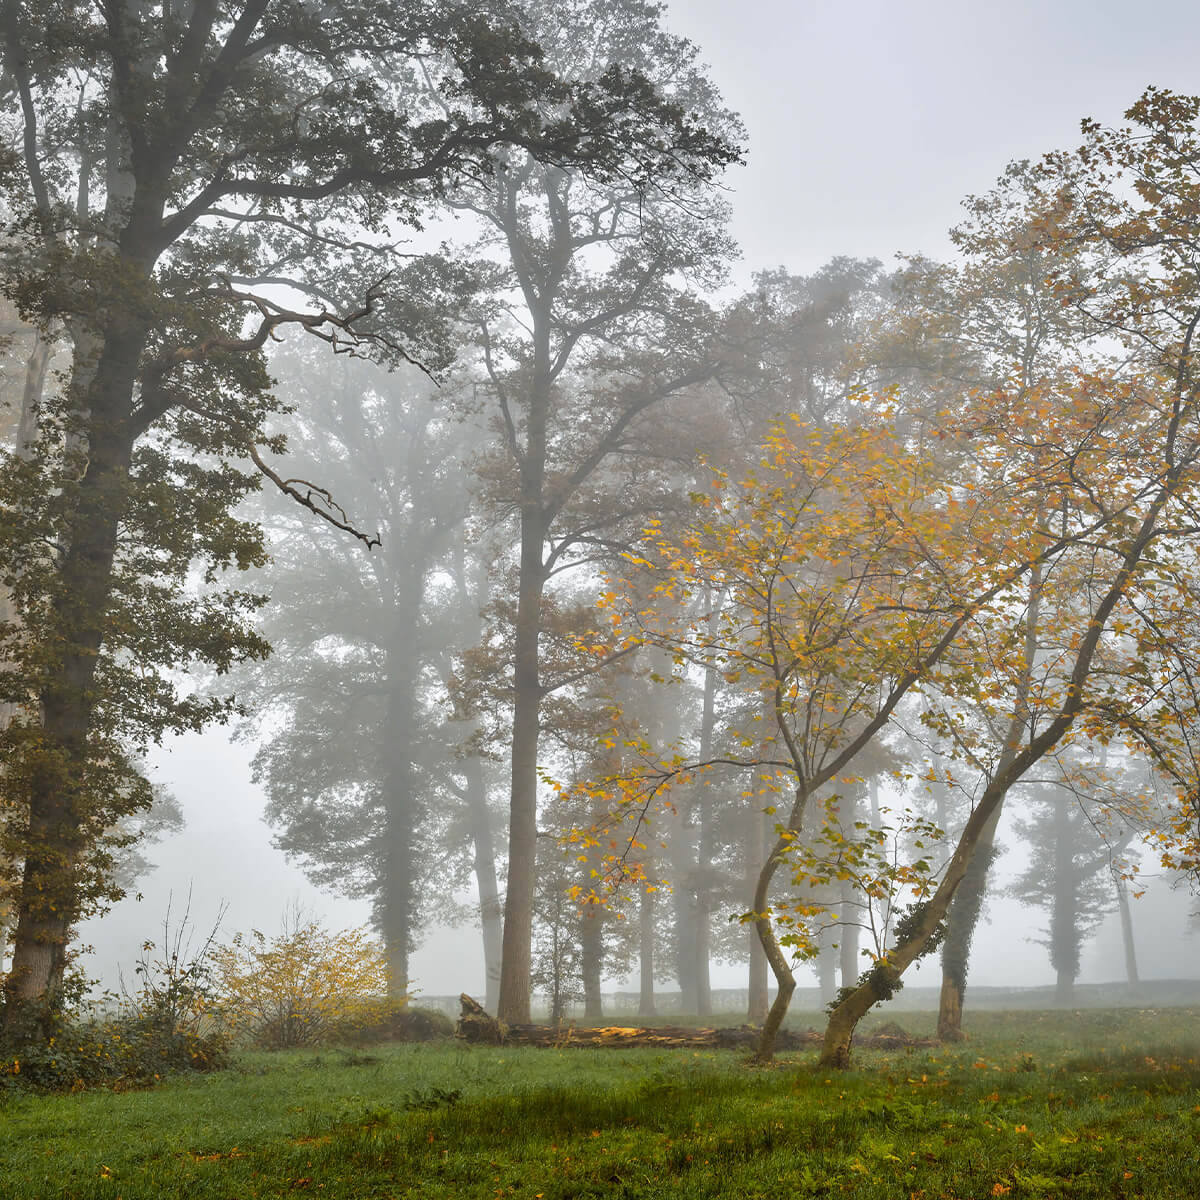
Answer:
454;996;935;1051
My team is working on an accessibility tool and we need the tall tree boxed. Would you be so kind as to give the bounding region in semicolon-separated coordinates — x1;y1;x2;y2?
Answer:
0;0;731;1041
446;0;742;1022
235;346;490;994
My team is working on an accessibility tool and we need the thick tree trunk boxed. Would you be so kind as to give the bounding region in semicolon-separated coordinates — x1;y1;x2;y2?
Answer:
937;804;1003;1041
3;324;144;1039
638;884;656;1016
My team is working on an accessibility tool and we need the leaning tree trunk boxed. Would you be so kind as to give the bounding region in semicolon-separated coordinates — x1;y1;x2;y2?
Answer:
938;554;1041;1041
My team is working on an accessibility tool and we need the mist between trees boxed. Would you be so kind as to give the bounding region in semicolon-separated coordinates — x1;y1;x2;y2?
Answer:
2;0;1200;1072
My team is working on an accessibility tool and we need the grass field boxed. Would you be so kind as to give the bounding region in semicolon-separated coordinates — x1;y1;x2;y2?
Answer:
2;1008;1199;1199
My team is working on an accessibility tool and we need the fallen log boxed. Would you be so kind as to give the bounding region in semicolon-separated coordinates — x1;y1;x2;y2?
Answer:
454;995;935;1051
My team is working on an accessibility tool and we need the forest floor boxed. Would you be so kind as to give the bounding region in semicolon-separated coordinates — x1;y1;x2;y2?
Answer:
2;1007;1198;1199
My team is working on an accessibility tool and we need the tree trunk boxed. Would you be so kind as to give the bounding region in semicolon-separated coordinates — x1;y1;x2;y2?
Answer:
817;941;837;1007
1115;875;1139;987
752;784;811;1063
1051;787;1077;1006
672;809;698;1014
465;757;503;1015
693;660;717;1017
3;326;143;1038
746;803;769;1024
497;503;548;1024
937;804;1003;1041
838;902;860;990
638;885;656;1017
581;903;604;1020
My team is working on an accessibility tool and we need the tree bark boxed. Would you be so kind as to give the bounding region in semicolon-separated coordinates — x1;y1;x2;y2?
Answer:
581;902;604;1020
937;806;1002;1040
638;884;656;1017
497;501;548;1024
1115;875;1139;987
464;756;503;1014
746;803;769;1024
3;321;145;1038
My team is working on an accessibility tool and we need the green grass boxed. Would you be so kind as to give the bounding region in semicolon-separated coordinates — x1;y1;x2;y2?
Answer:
3;1008;1199;1198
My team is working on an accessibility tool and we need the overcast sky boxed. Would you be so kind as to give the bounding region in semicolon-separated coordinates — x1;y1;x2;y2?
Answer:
80;0;1200;1003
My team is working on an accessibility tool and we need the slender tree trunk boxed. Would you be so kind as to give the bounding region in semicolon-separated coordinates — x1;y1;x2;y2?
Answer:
1051;788;1077;1006
694;661;717;1017
817;941;837;1007
838;895;860;989
672;810;698;1014
497;502;548;1024
638;884;657;1016
746;802;769;1024
464;757;503;1014
752;784;810;1063
1115;875;1139;987
581;903;604;1020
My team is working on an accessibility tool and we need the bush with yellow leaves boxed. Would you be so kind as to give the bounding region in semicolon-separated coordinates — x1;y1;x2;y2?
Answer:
211;913;394;1049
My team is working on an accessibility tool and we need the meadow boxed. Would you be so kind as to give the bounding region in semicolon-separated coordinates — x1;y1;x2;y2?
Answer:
2;1008;1198;1199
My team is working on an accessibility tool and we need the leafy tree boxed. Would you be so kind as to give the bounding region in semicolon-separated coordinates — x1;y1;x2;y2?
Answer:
0;0;734;1042
442;0;742;1023
235;346;485;995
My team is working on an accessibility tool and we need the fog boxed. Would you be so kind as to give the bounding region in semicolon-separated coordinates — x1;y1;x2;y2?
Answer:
11;0;1200;1029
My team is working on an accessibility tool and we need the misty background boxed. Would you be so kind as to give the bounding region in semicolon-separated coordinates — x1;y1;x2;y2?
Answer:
73;0;1200;1006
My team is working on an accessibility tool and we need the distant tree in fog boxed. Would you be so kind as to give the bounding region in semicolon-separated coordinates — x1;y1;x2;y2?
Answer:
235;346;499;997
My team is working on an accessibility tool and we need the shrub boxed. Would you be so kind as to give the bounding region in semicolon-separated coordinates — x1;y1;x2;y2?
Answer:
1;918;229;1093
325;999;454;1046
211;914;393;1049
